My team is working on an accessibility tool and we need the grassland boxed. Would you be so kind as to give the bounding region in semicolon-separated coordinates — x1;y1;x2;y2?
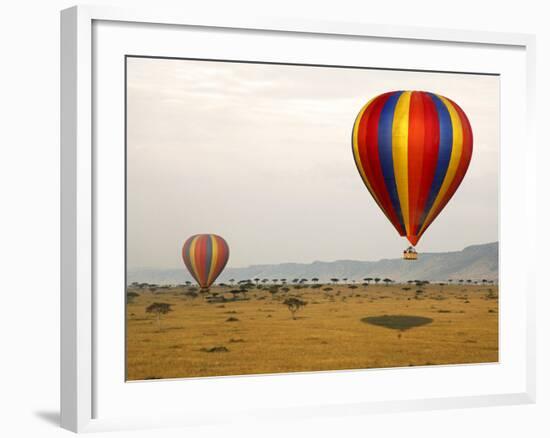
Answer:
126;282;498;380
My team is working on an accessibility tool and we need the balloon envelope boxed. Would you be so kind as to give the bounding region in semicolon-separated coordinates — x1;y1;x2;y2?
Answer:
352;90;473;246
182;234;229;289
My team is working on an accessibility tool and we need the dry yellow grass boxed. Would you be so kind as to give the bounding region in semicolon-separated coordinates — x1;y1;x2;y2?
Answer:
126;283;498;380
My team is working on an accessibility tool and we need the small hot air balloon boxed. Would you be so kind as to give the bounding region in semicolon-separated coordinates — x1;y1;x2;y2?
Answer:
352;91;473;259
182;234;229;292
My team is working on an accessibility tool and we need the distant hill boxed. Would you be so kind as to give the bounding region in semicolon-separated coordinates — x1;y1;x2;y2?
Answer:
127;242;498;285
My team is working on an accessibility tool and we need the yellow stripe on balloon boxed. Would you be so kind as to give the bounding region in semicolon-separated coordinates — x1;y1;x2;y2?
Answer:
207;235;218;286
392;91;412;235
352;98;385;212
189;236;198;278
418;95;464;235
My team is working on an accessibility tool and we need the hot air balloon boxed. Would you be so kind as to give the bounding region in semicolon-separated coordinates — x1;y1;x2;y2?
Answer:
352;91;473;260
182;234;229;291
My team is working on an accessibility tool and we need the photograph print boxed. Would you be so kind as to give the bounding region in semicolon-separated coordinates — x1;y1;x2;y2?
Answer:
125;56;499;380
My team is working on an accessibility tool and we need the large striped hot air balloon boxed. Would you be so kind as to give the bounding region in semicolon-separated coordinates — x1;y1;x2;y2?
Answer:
182;234;229;291
352;91;473;258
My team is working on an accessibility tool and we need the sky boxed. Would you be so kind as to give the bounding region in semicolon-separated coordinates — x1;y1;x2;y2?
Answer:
126;57;499;270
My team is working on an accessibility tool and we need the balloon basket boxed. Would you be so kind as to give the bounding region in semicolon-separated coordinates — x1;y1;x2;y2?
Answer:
403;247;418;261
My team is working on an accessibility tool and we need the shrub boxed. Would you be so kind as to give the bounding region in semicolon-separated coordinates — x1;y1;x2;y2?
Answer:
126;291;139;303
200;346;229;353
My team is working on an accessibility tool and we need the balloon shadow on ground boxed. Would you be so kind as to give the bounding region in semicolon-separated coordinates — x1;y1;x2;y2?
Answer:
361;315;434;331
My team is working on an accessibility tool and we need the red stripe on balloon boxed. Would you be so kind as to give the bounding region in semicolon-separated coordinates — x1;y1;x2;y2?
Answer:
417;98;472;241
194;235;208;287
357;92;405;235
412;92;440;238
407;91;425;236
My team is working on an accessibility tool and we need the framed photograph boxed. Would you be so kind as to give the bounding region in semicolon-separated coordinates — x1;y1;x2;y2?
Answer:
61;5;536;433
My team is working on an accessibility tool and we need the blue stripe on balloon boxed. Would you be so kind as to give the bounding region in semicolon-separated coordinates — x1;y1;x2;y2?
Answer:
377;91;406;233
204;235;213;283
417;94;453;228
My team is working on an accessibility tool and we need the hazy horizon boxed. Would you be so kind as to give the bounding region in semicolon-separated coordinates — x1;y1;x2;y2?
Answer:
127;58;499;270
127;241;499;287
129;240;498;271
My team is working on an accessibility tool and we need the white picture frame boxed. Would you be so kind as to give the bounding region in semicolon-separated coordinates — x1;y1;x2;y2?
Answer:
60;5;536;433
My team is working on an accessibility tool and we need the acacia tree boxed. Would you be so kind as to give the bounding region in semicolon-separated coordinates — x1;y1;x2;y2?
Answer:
374;278;381;285
126;291;139;304
383;278;392;286
145;302;173;331
282;297;307;320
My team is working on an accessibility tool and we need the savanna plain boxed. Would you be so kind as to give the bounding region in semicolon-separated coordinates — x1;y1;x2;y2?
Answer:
126;281;498;380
